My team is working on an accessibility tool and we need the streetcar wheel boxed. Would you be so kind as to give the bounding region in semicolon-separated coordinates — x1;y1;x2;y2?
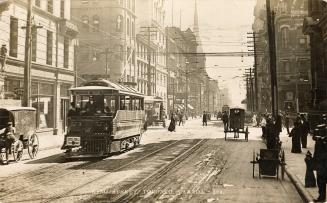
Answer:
28;134;39;159
12;140;23;162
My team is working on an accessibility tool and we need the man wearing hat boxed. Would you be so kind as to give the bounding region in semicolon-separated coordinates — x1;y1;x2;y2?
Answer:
2;122;17;164
312;115;327;202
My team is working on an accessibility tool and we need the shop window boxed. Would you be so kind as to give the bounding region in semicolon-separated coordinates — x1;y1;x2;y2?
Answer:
31;26;37;62
46;30;53;65
64;37;69;68
9;16;18;57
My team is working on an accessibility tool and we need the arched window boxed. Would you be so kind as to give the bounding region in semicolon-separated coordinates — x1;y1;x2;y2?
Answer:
92;15;100;32
116;15;123;32
281;27;289;49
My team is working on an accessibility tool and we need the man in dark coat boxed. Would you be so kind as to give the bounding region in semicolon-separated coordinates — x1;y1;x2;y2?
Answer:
312;123;327;202
289;121;302;153
202;111;207;126
222;111;229;131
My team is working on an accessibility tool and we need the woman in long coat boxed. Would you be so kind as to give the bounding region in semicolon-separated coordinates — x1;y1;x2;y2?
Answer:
290;121;302;153
168;113;176;132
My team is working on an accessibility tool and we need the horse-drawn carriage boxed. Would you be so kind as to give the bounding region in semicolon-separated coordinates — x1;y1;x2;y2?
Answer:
224;108;249;141
251;147;286;180
0;107;39;163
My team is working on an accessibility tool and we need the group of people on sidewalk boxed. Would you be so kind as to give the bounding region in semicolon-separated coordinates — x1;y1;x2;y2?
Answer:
289;113;310;153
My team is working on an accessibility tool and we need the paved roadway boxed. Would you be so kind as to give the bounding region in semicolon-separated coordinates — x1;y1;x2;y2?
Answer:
0;118;302;203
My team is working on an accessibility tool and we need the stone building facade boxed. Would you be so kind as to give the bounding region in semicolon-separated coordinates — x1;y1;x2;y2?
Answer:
72;0;137;84
0;0;78;135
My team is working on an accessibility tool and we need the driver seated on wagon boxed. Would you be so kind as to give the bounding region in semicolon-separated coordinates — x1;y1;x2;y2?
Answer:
0;122;22;164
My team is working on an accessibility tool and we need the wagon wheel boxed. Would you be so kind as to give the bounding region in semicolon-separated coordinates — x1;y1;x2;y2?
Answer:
245;127;249;142
280;150;286;180
252;150;255;178
12;140;23;162
28;134;39;159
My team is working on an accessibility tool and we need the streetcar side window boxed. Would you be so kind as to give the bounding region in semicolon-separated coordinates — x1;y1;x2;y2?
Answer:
125;96;130;110
104;95;117;115
120;96;125;110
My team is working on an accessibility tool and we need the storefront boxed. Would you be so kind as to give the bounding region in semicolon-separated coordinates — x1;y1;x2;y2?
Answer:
3;76;73;134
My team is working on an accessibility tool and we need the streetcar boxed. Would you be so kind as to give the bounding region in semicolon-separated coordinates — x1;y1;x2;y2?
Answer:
61;79;146;158
144;96;166;128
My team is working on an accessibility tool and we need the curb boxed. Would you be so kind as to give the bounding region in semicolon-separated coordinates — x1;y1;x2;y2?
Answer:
285;166;314;203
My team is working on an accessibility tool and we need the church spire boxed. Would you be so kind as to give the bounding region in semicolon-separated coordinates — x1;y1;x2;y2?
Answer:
193;0;199;37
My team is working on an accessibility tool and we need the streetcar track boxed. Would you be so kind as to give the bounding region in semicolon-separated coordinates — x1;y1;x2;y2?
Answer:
111;139;207;203
41;139;186;203
0;139;184;202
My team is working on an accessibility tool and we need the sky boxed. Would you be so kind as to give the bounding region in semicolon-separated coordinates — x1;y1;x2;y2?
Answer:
165;0;256;107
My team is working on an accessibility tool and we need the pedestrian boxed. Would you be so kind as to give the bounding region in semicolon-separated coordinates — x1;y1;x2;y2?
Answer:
266;117;278;150
300;114;310;148
252;113;257;127
168;113;176;132
289;120;302;153
284;113;290;135
178;111;184;126
275;111;282;136
304;150;317;188
260;114;267;139
222;111;229;131
202;111;207;126
312;120;327;202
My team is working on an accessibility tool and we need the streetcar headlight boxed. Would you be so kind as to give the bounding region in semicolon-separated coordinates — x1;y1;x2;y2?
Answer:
66;137;81;146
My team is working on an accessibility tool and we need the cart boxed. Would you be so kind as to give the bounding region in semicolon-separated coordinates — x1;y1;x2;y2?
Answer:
224;108;249;141
0;107;39;163
145;96;166;128
251;148;286;180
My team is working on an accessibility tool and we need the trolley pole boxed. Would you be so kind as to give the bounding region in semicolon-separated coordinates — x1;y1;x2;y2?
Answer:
23;0;32;107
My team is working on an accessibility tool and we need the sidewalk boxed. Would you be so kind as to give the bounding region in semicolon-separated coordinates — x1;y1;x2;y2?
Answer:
280;130;318;202
36;130;64;151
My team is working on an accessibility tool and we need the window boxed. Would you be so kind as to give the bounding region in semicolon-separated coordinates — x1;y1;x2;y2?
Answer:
116;15;123;32
9;16;18;57
46;30;53;65
48;0;53;13
281;27;289;49
64;37;69;68
131;21;135;36
31;26;37;62
82;15;89;30
93;15;100;32
82;0;89;4
299;38;307;48
35;0;40;7
60;0;65;18
127;18;130;35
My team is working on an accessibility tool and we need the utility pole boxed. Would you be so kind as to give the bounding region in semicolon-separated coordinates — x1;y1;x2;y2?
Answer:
22;0;32;107
247;32;259;112
185;61;189;118
266;0;278;117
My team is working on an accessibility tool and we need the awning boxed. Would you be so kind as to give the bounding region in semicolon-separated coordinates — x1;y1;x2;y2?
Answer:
187;104;194;110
